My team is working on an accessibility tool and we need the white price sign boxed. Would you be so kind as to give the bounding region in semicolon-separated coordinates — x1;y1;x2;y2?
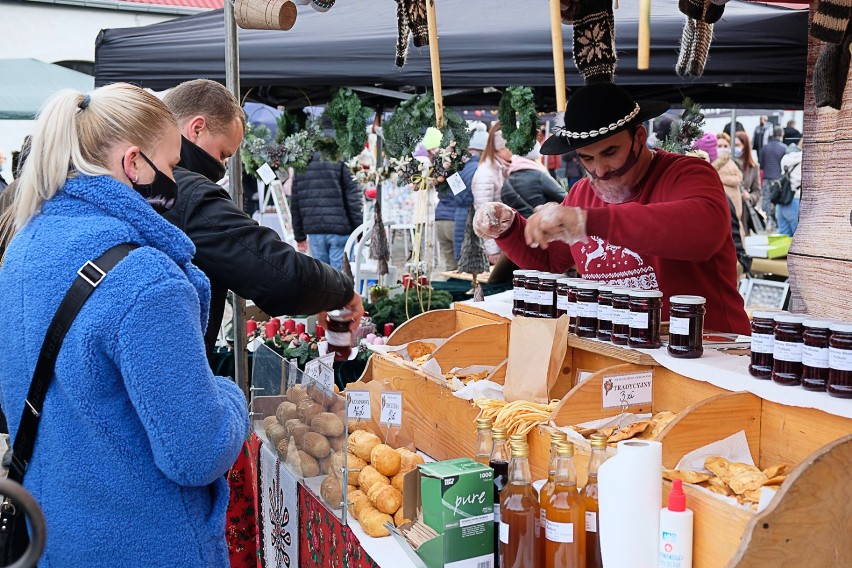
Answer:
305;353;335;393
380;391;403;427
256;162;277;185
447;172;467;195
601;371;653;410
347;390;371;421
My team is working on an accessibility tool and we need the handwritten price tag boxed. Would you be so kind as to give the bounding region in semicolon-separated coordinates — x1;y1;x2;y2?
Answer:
347;391;371;421
601;371;653;410
380;391;403;427
256;162;276;185
305;354;335;393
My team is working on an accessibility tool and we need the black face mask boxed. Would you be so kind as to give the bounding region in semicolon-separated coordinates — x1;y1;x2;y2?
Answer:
123;152;178;214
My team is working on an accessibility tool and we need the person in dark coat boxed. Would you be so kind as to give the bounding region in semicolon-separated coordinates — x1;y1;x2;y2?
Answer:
290;151;363;270
501;145;566;218
562;150;583;190
161;79;362;358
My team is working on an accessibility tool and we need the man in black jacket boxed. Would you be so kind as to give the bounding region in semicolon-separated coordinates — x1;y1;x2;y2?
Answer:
162;79;362;357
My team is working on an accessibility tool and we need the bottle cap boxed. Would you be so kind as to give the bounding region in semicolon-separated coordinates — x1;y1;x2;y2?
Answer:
575;280;602;290
752;309;786;320
550;431;568;444
491;426;508;440
670;295;706;305
589;433;608;448
476;418;493;430
629;289;663;298
668;479;687;512
509;434;527;445
556;442;574;457
510;444;529;458
803;319;834;329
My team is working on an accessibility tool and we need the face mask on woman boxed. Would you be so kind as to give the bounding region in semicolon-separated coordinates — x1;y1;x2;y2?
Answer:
734;147;743;158
717;147;730;157
123;152;178;214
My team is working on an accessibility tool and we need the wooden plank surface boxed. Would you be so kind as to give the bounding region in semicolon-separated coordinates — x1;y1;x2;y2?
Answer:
386;309;458;345
568;335;659;366
432;322;509;370
453;302;512;323
758;400;852;468
551;363;655;426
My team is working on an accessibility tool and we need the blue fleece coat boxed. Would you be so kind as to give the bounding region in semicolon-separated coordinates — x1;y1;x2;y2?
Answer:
0;175;249;567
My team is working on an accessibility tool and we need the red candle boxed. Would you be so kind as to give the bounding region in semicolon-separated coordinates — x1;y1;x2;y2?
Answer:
282;318;296;333
384;323;395;337
265;321;279;338
296;322;306;335
316;325;325;339
246;319;258;334
269;317;281;330
417;275;428;287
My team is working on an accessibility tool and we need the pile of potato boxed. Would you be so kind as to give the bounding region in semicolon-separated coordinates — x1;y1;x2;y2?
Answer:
341;430;424;538
262;383;347;479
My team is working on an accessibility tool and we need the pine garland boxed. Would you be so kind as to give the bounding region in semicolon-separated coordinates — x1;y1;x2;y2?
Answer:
324;88;371;159
658;97;705;155
383;92;471;159
498;86;539;155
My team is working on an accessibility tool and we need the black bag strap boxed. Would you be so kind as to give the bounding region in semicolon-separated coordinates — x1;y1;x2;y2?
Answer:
6;243;138;483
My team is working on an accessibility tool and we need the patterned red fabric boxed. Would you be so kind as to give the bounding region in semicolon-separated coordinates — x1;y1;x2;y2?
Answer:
227;434;262;568
299;485;380;568
122;0;223;9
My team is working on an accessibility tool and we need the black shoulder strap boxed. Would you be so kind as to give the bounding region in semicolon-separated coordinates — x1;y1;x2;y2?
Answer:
7;243;138;483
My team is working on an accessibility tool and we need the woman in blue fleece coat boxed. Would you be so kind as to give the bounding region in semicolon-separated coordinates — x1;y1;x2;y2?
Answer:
0;84;248;567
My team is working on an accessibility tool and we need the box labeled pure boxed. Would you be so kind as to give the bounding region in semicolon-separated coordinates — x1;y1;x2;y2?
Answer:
420;458;495;568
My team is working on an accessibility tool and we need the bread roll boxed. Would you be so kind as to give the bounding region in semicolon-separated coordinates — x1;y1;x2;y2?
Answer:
276;438;291;461
347;489;366;517
352;491;372;519
318;451;335;475
320;476;343;509
370;444;401;477
302;432;331;459
396;447;425;474
328;435;346;453
391;471;405;494
263;415;279;432
276;401;299;425
358;465;389;494
333;452;367;486
358;505;392;538
311;412;345;437
367;483;403;515
394;508;408;527
288;450;320;478
349;430;381;462
285;419;310;447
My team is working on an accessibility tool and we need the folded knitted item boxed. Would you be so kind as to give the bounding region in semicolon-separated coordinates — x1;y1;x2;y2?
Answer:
812;0;852;44
814;26;852;109
394;0;430;67
572;0;617;84
676;18;714;77
678;0;725;24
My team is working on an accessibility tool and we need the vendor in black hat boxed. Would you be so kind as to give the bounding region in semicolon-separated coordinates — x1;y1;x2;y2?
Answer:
473;82;750;335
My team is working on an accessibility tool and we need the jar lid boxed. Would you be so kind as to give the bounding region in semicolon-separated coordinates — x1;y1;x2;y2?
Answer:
557;278;573;285
752;309;786;320
829;322;852;333
525;272;541;279
327;309;353;321
540;273;561;282
575;280;602;290
670;295;706;305
598;284;620;293
773;313;807;324
512;269;527;276
611;287;633;297
629;289;663;298
803;319;834;329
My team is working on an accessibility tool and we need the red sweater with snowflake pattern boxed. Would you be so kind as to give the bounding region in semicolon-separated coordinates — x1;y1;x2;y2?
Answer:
496;150;750;335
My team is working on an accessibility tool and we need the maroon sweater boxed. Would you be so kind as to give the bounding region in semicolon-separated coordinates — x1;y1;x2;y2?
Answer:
496;150;750;335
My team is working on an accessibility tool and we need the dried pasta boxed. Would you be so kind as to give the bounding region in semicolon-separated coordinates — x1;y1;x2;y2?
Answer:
473;398;560;437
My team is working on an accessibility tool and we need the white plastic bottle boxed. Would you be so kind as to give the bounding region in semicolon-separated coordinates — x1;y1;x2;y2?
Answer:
659;479;693;568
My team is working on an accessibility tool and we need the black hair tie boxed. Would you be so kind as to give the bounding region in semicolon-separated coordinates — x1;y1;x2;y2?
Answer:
79;95;91;110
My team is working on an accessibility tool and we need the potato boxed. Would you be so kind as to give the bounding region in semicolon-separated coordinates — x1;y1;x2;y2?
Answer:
394;508;408;527
349;430;381;462
298;400;324;425
370;444;401;477
302;432;331;459
368;483;403;515
263;415;279;432
395;447;424;474
276;438;291;461
318;451;335;475
276;401;299;425
347;489;366;517
320;476;343;509
358;465;390;494
286;384;311;405
285;419;310;448
328;435;346;453
311;412;345;437
266;423;287;447
288;450;320;478
348;420;370;433
343;453;367;486
352;492;373;520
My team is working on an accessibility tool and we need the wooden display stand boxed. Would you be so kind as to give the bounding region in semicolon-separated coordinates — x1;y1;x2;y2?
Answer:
350;305;852;567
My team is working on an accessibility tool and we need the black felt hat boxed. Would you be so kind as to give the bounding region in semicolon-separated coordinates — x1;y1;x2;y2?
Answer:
540;83;670;155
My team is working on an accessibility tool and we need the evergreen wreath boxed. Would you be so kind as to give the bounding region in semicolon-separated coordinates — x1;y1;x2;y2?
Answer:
324;88;371;159
383;92;471;160
658;97;705;155
240;110;322;180
498;86;539;155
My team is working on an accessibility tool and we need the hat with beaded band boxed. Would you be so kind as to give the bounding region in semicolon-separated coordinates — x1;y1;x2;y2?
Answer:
540;83;669;155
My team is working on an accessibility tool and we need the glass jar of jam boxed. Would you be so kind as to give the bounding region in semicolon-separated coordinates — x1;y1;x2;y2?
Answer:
523;272;540;318
556;278;571;318
801;319;833;392
596;285;617;342
771;313;806;386
828;322;852;399
326;309;353;361
667;295;706;359
749;310;784;379
610;288;632;346
538;273;559;319
574;281;601;338
512;270;528;317
628;290;663;349
566;279;584;334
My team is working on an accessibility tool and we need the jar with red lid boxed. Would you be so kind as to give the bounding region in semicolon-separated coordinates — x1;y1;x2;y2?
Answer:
326;309;353;361
667;295;706;359
512;270;528;317
538;274;559;319
566;279;584;333
748;310;784;380
801;319;832;392
524;272;541;318
628;290;663;349
828;322;852;399
574;281;601;338
610;288;632;346
556;278;571;318
596;285;617;342
771;314;806;386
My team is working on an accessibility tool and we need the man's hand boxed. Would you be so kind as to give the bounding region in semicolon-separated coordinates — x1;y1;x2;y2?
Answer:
524;203;588;250
317;293;365;334
473;202;516;239
296;240;308;253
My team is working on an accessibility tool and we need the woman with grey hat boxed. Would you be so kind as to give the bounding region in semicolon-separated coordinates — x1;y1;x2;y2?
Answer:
473;82;749;335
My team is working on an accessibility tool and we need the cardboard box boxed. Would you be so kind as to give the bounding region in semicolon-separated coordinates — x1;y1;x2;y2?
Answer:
745;234;792;259
392;459;495;568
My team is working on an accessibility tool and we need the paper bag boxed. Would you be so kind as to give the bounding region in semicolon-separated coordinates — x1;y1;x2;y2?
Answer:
503;315;570;403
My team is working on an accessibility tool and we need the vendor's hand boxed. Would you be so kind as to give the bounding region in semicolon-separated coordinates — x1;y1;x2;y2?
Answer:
296;240;308;253
318;293;365;335
524;203;588;250
473;202;516;239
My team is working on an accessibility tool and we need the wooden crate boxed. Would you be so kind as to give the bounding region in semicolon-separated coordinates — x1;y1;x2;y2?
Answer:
385;308;496;346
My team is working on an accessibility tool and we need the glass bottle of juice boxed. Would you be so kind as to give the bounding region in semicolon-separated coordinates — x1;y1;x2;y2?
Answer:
581;434;608;568
490;427;510;568
544;442;586;568
539;431;568;561
475;418;494;466
500;442;538;568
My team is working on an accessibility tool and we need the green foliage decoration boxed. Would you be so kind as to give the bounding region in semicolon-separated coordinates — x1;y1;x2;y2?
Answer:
363;288;453;331
498;86;540;156
324;88;371;159
658;97;705;155
383;92;471;160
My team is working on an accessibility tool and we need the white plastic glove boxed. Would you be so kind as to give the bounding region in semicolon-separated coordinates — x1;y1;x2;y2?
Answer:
524;203;588;250
473;202;516;239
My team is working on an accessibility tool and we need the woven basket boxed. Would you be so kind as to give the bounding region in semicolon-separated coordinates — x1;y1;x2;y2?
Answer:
235;0;297;31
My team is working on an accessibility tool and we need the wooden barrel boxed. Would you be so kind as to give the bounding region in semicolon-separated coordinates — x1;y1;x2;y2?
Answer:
235;0;297;31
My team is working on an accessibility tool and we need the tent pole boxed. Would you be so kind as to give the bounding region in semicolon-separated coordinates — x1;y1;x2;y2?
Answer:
548;0;567;112
638;0;650;70
224;0;249;399
424;0;444;128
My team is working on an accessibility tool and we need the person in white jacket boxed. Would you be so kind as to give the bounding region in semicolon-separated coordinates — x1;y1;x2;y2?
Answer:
777;142;802;237
472;121;512;262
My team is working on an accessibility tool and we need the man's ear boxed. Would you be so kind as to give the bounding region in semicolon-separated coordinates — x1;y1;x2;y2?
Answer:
184;115;207;143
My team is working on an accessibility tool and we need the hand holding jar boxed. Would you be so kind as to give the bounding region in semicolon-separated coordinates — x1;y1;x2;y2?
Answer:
524;203;588;249
472;202;516;239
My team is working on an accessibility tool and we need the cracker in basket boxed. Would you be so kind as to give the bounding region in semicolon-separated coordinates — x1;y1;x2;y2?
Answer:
640;411;677;440
704;456;734;480
763;475;787;486
762;464;787;479
663;469;713;484
607;420;651;443
407;341;437;360
728;469;768;495
412;354;432;366
702;477;733;496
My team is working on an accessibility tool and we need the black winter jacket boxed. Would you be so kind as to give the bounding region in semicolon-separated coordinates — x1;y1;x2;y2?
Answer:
164;139;355;356
500;167;567;218
291;153;363;241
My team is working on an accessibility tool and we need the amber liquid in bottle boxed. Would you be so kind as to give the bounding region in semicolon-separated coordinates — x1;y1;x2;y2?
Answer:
500;449;538;568
538;435;566;563
543;445;585;568
581;438;608;568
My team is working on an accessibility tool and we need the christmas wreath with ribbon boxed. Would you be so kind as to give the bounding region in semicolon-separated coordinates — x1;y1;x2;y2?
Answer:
324;88;372;159
498;86;539;156
383;92;471;159
241;109;320;180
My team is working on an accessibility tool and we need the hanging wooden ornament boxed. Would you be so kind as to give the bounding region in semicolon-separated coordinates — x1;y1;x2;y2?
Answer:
235;0;297;31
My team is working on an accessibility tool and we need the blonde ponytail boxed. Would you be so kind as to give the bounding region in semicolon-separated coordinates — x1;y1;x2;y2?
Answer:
10;83;176;233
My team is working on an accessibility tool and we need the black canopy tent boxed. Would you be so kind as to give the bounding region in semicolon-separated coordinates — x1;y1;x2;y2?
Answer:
94;0;807;109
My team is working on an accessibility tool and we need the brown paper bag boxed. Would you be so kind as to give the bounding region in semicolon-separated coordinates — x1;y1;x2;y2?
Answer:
503;316;570;403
